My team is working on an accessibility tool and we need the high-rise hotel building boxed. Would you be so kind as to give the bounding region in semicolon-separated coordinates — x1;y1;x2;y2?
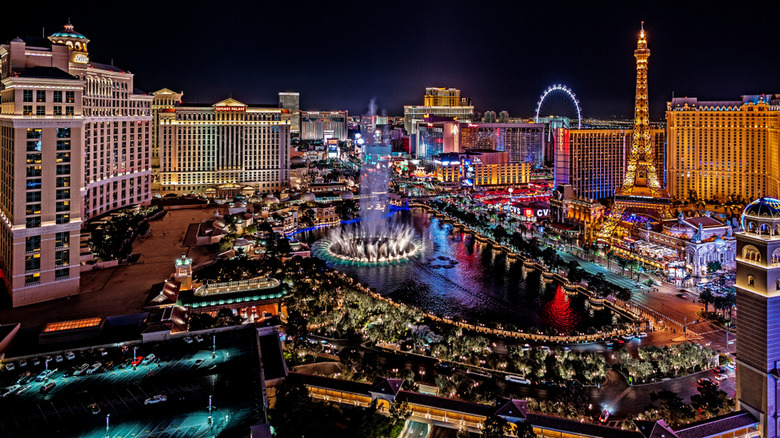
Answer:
666;95;780;202
157;98;290;194
404;87;474;146
555;128;664;201
151;88;183;190
0;23;152;306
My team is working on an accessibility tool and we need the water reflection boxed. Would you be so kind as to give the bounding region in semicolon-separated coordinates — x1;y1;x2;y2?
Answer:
301;208;617;333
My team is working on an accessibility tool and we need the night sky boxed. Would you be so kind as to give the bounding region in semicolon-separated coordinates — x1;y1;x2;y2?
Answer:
5;1;780;121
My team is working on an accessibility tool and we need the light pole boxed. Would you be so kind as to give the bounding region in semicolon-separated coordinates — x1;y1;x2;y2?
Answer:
725;324;736;357
208;394;213;425
105;413;110;438
212;334;216;359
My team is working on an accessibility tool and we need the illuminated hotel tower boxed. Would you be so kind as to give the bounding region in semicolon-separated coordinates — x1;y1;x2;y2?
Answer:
0;22;151;306
597;23;670;240
735;197;780;437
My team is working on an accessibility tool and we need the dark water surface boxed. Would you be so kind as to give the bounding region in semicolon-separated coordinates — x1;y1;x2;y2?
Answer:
303;208;618;333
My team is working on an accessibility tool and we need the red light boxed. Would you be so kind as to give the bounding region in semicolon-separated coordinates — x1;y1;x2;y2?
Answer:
525;209;534;218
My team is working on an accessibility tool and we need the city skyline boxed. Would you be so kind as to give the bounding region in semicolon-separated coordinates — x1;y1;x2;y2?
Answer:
4;1;779;120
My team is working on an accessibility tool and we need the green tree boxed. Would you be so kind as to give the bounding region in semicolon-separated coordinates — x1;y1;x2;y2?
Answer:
482;414;510;438
516;421;537;438
699;289;714;314
646;389;696;427
690;379;735;419
389;399;412;423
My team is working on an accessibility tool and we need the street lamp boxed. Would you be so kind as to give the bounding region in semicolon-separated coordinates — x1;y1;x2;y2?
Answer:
208;394;213;425
212;334;216;359
105;413;110;438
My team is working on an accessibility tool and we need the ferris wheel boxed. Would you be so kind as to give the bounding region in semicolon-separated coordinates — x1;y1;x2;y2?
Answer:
534;84;582;129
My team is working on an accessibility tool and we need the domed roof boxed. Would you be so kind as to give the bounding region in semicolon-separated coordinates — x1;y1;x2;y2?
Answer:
743;197;780;220
263;195;280;204
340;191;354;200
713;237;726;246
49;23;88;41
663;221;694;238
302;192;316;202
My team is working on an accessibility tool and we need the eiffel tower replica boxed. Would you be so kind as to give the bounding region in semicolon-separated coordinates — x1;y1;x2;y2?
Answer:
597;22;671;241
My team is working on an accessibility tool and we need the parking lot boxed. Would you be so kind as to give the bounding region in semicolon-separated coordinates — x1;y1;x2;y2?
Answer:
0;328;264;437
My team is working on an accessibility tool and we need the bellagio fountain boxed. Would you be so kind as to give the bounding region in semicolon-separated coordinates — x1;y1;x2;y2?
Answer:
312;161;420;265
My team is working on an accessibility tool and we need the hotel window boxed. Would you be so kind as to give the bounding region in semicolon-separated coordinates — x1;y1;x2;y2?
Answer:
26;204;41;215
27;179;42;190
25;273;40;286
56;164;71;175
36;90;46;102
26;192;41;203
55;232;70;248
23;105;33;115
25;254;41;272
55;268;69;280
65;91;75;103
25;235;41;252
66;106;74;116
56;201;69;212
26;216;41;228
53;90;63;102
55;213;70;224
54;106;63;116
57;140;70;151
57;128;71;138
56;177;70;188
55;250;69;266
23;90;33;102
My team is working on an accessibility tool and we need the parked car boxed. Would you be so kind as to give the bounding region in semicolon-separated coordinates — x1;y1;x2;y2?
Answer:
131;356;144;366
714;374;728;381
141;354;157;365
521;344;531;352
183;337;194;344
16;371;31;385
144;394;167;405
676;292;688;299
1;385;21;397
32;358;40;366
18;359;27;368
5;362;15;372
194;359;204;367
73;363;90;376
35;369;54;382
98;348;108;357
698;377;715;386
54;355;63;363
638;332;648;338
86;362;102;375
599;410;610;423
65;351;75;360
40;382;56;393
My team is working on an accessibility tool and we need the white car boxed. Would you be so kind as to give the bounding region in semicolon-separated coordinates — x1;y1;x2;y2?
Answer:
5;362;15;372
65;351;75;360
144;394;167;405
86;362;101;375
638;332;648;338
55;355;63;363
183;337;194;344
714;374;728;381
